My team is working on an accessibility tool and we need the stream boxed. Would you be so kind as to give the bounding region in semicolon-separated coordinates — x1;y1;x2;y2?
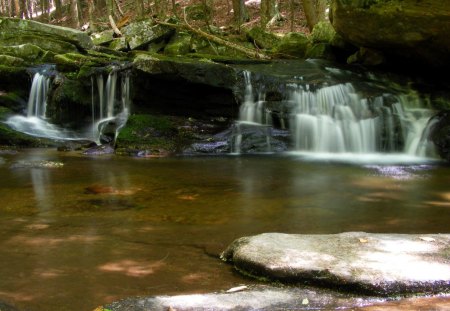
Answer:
0;149;449;310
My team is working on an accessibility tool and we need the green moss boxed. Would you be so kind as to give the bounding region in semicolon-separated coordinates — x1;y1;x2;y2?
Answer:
116;114;178;152
272;32;310;58
311;21;336;44
164;32;191;56
246;27;281;50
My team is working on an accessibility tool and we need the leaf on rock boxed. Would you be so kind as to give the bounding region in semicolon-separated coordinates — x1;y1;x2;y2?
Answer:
419;236;435;242
358;238;369;243
226;285;248;293
302;298;309;305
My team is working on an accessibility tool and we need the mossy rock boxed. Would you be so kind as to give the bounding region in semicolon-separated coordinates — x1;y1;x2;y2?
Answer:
272;32;309;58
185;3;212;21
115;114;179;155
91;30;115;46
246;27;281;50
0;54;24;66
164;32;192;56
121;19;175;50
305;43;335;60
0;34;78;55
0;91;27;112
0;17;93;50
311;21;336;44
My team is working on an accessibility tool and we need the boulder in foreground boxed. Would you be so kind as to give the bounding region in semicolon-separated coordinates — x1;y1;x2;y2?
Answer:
221;232;450;296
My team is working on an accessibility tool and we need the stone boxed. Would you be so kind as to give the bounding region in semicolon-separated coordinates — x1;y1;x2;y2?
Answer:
246;27;281;50
430;111;450;162
330;0;450;68
101;285;383;311
90;29;115;46
310;21;336;44
0;17;93;51
121;19;174;50
272;32;309;58
164;32;192;56
222;232;450;296
0;54;24;66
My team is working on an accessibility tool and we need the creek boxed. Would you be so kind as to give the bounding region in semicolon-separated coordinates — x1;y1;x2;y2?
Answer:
0;149;449;310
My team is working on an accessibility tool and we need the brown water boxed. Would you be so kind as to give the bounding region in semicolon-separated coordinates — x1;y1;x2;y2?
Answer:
0;149;449;311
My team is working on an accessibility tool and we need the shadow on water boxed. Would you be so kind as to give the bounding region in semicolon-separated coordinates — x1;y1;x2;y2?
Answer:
0;149;449;310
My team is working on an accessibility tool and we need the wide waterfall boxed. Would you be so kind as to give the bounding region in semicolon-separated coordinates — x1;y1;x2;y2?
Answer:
5;66;131;143
233;66;437;159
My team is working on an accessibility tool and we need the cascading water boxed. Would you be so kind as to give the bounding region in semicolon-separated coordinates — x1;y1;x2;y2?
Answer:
233;65;437;159
4;67;80;140
5;66;131;143
91;68;131;143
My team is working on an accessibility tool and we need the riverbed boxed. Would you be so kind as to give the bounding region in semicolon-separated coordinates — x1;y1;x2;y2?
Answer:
0;149;449;310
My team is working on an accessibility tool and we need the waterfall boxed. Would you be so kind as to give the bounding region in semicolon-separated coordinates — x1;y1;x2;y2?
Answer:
4;68;79;140
26;72;50;118
234;68;437;158
91;69;131;143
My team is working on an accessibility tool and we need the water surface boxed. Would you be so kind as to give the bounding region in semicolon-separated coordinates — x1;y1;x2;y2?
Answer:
0;149;449;310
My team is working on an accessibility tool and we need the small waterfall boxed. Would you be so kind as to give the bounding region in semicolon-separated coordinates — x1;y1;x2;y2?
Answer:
27;72;50;118
233;68;437;158
91;68;131;143
5;67;80;140
232;71;272;153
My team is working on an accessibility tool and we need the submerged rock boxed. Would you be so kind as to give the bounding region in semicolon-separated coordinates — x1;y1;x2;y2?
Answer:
222;232;450;296
101;285;382;311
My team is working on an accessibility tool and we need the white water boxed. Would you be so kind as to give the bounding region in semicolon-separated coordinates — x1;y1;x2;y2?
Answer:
5;70;81;140
91;69;130;143
5;68;131;143
234;70;437;160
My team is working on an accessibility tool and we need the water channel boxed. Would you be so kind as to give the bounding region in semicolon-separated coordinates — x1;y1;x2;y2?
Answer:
0;149;449;310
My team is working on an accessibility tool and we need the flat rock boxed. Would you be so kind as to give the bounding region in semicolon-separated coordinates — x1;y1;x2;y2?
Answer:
102;285;383;311
221;232;450;296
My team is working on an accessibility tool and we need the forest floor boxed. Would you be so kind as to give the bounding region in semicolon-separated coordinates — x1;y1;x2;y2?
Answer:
48;0;310;36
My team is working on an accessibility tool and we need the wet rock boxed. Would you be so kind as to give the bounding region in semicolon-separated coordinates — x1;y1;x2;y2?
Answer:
10;160;64;169
231;123;289;153
430;111;450;162
83;144;115;155
222;232;450;296
330;0;450;68
101;285;382;311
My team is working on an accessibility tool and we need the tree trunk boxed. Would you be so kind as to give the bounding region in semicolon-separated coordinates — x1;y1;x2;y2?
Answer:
13;0;20;17
70;0;80;28
54;0;62;18
135;0;144;18
155;0;168;19
289;0;294;31
260;0;276;28
88;0;96;31
105;0;114;18
302;0;326;31
232;0;248;29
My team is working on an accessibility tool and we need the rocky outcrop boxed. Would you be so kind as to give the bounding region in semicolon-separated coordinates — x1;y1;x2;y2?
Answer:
222;232;450;296
330;0;450;68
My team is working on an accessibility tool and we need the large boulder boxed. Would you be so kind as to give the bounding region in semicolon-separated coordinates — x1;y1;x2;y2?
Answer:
0;17;93;51
222;232;450;296
330;0;450;68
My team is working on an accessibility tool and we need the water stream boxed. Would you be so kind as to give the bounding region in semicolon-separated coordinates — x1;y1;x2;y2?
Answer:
0;149;449;310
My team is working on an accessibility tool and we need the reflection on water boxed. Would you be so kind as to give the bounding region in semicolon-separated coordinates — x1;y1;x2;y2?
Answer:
0;149;449;310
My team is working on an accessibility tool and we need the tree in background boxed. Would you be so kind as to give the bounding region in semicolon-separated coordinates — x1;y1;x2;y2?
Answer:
260;0;276;28
232;0;248;29
302;0;327;31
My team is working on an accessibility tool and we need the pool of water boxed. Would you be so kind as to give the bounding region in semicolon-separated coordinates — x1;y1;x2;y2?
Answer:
0;149;449;310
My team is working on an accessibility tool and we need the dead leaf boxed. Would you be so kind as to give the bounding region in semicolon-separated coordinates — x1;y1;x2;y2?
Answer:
302;298;309;305
358;238;369;243
226;285;248;293
419;237;435;242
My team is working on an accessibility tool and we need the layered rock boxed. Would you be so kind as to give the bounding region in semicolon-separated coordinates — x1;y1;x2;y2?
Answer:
330;0;450;68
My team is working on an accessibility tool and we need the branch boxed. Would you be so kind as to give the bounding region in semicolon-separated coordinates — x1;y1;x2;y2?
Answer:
157;21;271;60
109;15;122;37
